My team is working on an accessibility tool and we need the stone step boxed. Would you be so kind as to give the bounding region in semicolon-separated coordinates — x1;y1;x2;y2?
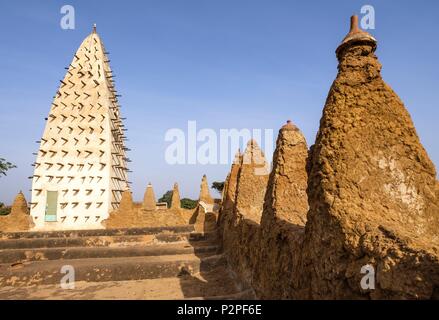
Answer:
0;266;247;300
0;225;195;240
0;253;226;287
188;289;256;300
0;242;220;264
0;232;213;250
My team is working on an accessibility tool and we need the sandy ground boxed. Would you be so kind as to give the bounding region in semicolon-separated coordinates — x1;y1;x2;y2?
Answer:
0;266;241;300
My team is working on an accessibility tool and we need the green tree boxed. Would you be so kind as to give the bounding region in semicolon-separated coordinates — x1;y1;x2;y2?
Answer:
0;158;16;177
158;190;173;208
180;198;198;210
159;191;198;210
211;181;225;195
0;202;11;216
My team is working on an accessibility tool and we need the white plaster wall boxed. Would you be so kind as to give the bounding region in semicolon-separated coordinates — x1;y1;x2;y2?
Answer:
30;30;128;231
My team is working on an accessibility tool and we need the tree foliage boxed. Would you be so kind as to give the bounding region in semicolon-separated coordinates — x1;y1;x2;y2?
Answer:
0;202;11;216
0;158;16;177
180;198;198;209
158;191;198;210
158;190;173;208
211;181;225;194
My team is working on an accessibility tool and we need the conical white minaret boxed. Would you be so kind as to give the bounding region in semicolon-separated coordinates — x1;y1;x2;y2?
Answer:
30;25;129;230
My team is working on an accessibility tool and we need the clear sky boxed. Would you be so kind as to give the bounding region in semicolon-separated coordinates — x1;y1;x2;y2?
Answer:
0;0;438;204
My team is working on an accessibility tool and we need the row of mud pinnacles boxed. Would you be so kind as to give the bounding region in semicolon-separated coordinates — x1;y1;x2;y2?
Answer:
1;16;439;299
218;16;439;300
0;174;218;232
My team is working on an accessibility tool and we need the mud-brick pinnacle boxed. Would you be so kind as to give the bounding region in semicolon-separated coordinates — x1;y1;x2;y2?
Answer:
93;23;97;34
336;15;377;60
281;120;299;131
348;16;361;36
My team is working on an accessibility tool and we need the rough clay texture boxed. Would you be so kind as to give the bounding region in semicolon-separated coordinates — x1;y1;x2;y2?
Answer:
220;126;309;299
199;175;214;204
219;27;439;299
143;184;156;211
256;123;309;299
0;192;34;232
171;183;181;210
217;151;241;239
234;140;270;224
219;139;270;292
119;190;134;212
103;190;187;229
103;207;188;229
303;40;439;299
102;190;137;228
189;206;218;233
262;123;309;226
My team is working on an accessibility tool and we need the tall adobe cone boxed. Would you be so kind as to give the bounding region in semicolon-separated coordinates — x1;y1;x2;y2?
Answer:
102;189;136;229
262;121;308;226
0;192;34;232
199;175;214;204
304;16;439;299
255;121;309;299
118;189;134;212
171;183;181;210
30;25;129;231
222;150;242;212
143;183;156;211
234;140;270;224
217;150;242;233
11;192;30;216
220;141;269;290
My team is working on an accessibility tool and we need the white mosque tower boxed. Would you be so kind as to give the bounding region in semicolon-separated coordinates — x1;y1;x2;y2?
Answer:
30;25;129;230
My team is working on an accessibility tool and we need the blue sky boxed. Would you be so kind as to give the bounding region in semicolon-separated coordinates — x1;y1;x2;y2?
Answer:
0;0;438;204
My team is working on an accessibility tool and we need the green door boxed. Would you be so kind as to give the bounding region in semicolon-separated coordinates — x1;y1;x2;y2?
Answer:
45;191;58;222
